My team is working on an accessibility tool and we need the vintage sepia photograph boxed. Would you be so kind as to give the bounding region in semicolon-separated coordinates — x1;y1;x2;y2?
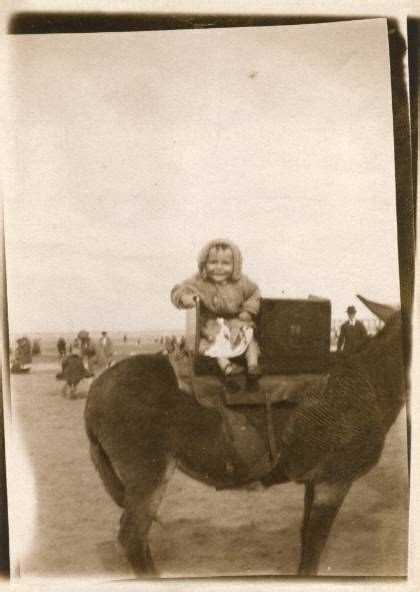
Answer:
2;13;415;585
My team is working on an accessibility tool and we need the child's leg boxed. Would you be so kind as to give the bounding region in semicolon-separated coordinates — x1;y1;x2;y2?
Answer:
216;357;243;376
245;338;260;369
216;357;230;372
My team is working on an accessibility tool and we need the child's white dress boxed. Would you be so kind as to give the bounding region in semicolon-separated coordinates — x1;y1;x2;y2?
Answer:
202;318;254;358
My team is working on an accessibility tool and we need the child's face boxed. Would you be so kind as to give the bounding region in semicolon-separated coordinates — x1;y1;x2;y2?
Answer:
205;247;234;283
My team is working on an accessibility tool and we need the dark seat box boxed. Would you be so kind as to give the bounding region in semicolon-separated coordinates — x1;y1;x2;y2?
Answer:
258;298;331;374
186;297;331;376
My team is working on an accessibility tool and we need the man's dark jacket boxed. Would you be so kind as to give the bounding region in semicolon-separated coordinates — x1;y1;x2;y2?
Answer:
337;320;368;353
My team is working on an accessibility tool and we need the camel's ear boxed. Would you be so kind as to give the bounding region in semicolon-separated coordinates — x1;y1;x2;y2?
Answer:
356;295;398;322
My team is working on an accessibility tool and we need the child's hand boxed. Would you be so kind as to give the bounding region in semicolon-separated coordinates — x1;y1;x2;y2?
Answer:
181;294;197;308
239;311;252;322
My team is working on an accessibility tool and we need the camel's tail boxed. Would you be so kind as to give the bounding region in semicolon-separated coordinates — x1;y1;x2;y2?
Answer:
86;424;125;508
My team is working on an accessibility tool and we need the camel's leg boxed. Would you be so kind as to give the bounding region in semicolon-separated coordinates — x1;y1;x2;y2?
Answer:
299;480;314;563
298;479;351;576
118;457;176;576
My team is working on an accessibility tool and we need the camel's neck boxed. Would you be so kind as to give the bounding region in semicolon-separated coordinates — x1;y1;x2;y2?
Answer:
358;337;406;431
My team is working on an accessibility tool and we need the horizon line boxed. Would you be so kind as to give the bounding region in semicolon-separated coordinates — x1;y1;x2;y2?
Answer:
9;316;381;337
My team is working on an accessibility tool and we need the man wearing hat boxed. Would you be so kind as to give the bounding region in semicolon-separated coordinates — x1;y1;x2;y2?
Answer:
337;305;368;354
97;331;114;369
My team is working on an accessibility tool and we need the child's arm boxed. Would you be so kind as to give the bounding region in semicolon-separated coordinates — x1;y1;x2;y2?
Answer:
240;277;261;318
171;277;200;309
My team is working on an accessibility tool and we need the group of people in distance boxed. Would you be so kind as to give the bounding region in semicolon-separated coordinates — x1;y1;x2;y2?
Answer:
57;331;113;399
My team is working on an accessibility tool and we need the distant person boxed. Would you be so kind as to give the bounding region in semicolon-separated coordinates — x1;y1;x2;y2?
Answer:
59;344;86;399
32;339;41;356
18;337;32;367
337;305;368;354
78;331;96;374
163;336;174;354
11;337;32;373
97;331;114;369
57;337;67;357
123;334;127;344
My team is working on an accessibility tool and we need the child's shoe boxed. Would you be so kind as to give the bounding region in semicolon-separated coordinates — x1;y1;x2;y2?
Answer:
247;365;262;379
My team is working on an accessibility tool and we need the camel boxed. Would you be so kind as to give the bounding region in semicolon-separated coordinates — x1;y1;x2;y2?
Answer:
84;295;406;576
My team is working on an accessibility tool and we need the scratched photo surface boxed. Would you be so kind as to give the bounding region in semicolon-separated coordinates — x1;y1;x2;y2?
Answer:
4;19;408;581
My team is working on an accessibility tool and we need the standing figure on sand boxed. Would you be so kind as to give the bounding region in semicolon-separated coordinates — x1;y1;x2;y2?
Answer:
11;337;32;373
57;337;67;358
59;343;86;399
77;330;96;375
171;238;262;382
337;305;369;354
97;331;114;370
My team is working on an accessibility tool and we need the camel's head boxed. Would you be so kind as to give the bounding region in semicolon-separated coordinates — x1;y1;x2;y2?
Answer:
356;295;402;351
356;295;399;323
356;295;407;417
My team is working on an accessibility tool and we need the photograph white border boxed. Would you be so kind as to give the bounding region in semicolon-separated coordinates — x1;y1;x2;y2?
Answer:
0;1;418;591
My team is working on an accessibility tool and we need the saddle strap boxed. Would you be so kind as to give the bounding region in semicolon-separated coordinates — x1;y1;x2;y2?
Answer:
265;390;279;463
218;405;278;482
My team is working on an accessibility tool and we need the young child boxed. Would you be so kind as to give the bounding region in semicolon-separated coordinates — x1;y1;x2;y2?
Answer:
171;239;262;378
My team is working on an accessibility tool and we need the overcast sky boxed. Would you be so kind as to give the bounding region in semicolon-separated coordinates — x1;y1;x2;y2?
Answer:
4;18;401;333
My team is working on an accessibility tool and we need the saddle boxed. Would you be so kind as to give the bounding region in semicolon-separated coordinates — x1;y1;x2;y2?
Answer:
168;349;329;485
